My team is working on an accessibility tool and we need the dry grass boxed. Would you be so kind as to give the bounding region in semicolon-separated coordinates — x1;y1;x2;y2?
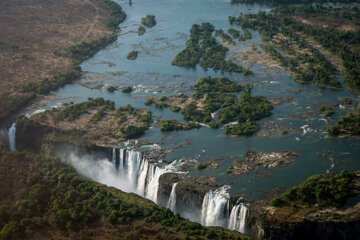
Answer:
0;0;113;122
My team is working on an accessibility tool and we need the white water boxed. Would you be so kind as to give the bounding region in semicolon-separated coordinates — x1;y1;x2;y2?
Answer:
201;185;231;227
8;123;16;151
64;149;247;233
112;148;116;165
228;203;248;233
167;182;178;212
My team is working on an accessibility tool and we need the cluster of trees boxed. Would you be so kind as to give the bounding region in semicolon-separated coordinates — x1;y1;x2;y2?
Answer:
225;119;259;136
217;93;273;123
115;104;152;138
23;70;82;95
141;15;157;27
160;119;201;131
229;10;342;89
215;29;234;45
126;50;138;60
172;23;252;74
178;76;272;136
53;97;115;122
138;26;146;36
328;112;360;136
320;105;335;118
0;147;249;239
270;170;358;208
104;0;127;31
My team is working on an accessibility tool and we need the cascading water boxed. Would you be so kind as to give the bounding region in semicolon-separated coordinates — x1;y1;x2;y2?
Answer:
64;147;248;233
126;150;141;189
201;185;231;227
8;123;16;151
228;203;248;233
119;149;125;171
166;182;178;212
112;148;117;165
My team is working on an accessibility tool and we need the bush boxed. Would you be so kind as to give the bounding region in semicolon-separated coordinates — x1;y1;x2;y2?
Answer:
138;26;146;36
107;86;116;92
196;162;208;170
170;106;181;112
269;197;284;207
126;50;138;60
122;86;133;93
141;15;157;27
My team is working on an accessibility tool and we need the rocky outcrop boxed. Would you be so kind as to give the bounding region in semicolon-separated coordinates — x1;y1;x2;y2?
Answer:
245;150;299;168
247;201;360;240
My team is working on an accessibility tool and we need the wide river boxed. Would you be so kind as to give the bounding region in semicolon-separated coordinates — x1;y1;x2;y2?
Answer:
34;0;360;202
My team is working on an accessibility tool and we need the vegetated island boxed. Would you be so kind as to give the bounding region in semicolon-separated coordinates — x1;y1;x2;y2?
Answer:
172;22;253;75
0;146;250;240
0;0;126;123
141;15;157;28
127;50;138;60
145;76;273;136
228;5;360;93
16;97;152;146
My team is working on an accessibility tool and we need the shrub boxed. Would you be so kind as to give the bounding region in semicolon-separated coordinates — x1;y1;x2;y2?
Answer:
122;86;133;93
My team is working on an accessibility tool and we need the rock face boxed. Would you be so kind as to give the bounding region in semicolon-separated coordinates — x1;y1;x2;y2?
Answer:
245;150;299;168
158;173;218;221
247;202;360;240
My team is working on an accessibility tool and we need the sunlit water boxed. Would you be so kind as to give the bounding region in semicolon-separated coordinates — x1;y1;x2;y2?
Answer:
30;0;360;201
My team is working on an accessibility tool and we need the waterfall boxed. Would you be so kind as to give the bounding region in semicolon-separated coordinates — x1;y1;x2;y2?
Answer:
167;182;178;212
112;148;117;165
126;150;141;189
145;165;166;203
201;186;230;227
8;123;16;151
136;159;149;196
228;203;248;233
119;149;125;171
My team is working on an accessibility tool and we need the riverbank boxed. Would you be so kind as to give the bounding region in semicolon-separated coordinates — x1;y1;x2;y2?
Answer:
0;0;125;125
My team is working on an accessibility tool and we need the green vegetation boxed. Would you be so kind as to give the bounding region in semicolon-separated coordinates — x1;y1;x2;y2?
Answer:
177;76;272;136
328;112;360;136
242;29;252;39
229;7;344;90
225;120;259;136
172;23;252;74
104;0;127;31
126;50;138;60
141;15;157;27
170;106;181;112
52;97;115;123
228;28;240;39
320;105;335;117
227;165;234;174
0;147;249;240
217;94;273;123
342;97;352;105
160;119;201;131
138;26;146;36
281;129;288;134
269;170;359;208
107;85;116;92
216;29;234;45
122;86;133;93
196;162;209;170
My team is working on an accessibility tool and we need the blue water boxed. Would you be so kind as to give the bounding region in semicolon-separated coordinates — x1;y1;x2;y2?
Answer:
33;0;360;201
